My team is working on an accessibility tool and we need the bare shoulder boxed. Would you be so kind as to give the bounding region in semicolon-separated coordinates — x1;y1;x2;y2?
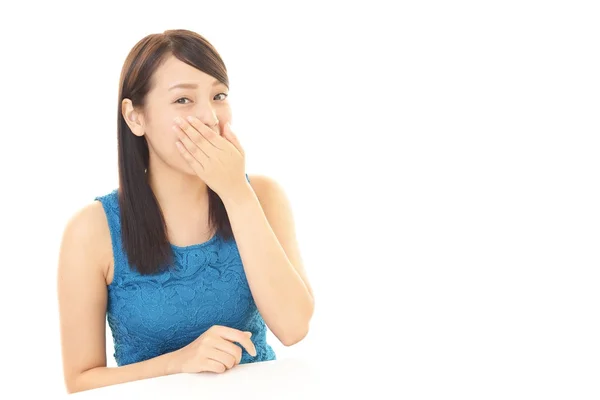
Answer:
58;201;113;283
247;174;289;202
61;201;111;251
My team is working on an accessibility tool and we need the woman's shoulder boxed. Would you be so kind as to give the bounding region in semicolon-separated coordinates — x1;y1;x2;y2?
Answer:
67;186;120;242
66;200;111;235
59;198;114;279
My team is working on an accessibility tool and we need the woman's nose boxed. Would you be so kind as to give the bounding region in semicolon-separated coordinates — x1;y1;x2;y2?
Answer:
193;107;218;128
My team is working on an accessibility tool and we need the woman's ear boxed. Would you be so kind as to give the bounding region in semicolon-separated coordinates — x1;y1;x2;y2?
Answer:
121;98;145;137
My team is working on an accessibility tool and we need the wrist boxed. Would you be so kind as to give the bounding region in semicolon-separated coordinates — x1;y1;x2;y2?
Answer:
221;181;255;208
165;349;182;375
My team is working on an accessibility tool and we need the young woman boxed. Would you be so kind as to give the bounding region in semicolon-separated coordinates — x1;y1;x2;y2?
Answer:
57;29;314;394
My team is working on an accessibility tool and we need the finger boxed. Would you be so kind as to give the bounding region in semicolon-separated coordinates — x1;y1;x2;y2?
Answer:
174;125;210;161
175;141;205;171
202;358;227;374
236;333;257;359
185;115;224;150
226;334;256;358
212;326;257;357
205;347;237;370
224;122;244;155
173;117;215;156
212;337;243;364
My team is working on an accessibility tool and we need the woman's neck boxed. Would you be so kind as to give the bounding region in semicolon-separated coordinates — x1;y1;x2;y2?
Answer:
146;161;210;224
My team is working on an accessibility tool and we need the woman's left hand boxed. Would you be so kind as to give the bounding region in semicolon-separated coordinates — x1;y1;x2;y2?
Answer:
173;115;247;200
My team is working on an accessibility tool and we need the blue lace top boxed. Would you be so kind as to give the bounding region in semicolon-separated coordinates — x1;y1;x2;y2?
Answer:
94;186;276;367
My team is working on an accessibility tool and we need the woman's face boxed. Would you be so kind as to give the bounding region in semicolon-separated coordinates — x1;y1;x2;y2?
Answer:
123;54;232;175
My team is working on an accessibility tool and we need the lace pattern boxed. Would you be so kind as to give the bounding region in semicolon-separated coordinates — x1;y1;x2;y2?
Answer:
95;189;276;366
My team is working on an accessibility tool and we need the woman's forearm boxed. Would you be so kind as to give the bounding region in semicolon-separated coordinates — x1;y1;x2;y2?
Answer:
223;184;314;345
69;350;180;394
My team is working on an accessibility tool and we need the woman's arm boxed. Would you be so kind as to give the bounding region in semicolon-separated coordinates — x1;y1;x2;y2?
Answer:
57;203;180;393
222;174;315;346
58;201;260;394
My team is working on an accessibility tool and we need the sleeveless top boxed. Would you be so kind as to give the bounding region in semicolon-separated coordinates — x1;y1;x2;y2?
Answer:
94;183;276;367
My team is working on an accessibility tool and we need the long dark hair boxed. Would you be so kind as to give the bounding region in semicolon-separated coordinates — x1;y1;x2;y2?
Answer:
117;29;232;275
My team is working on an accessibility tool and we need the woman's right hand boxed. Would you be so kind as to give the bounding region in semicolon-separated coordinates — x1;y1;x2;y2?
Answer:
171;325;258;374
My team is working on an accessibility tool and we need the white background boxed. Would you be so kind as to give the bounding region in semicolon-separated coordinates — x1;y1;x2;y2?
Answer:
0;0;598;398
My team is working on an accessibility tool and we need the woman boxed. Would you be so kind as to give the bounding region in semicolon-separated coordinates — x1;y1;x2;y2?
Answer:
57;29;314;394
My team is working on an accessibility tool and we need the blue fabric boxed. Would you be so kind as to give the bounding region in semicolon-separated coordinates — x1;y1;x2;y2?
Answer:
94;183;275;367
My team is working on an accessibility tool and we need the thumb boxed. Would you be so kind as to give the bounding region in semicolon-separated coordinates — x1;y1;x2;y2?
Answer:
224;122;244;154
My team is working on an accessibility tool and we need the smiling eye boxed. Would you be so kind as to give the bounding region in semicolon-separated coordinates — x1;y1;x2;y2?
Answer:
175;97;191;104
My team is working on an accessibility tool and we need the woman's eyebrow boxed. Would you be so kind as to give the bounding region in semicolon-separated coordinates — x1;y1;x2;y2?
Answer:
168;81;224;91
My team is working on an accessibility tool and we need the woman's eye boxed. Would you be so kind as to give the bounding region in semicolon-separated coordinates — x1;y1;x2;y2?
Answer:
175;97;191;104
175;94;227;104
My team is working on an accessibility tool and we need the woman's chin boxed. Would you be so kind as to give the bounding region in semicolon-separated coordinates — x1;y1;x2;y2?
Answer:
181;162;199;177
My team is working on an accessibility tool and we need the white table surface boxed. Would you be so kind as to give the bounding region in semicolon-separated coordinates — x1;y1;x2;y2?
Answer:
66;357;322;399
